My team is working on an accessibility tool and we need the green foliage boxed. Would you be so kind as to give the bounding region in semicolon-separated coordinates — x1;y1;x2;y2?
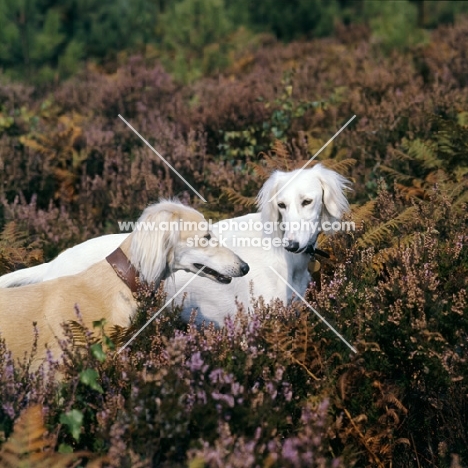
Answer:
364;1;429;52
69;0;159;57
60;409;84;441
159;0;244;82
230;0;340;40
424;0;468;28
90;343;106;363
79;369;104;394
219;75;330;162
0;0;160;83
58;40;85;77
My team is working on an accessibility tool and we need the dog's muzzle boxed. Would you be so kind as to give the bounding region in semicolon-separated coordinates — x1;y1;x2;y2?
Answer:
193;260;250;284
284;239;330;258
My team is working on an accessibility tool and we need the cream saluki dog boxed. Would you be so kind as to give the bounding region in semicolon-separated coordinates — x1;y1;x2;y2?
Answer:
0;201;249;368
0;164;350;326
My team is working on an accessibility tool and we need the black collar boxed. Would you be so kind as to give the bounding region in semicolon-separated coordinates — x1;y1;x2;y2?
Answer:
304;194;329;258
304;243;330;258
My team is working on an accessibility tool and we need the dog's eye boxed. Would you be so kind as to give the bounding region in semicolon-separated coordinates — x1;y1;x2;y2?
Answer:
302;199;312;206
204;233;211;241
278;202;286;209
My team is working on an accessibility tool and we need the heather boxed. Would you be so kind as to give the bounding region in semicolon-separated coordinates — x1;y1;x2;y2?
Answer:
0;16;467;468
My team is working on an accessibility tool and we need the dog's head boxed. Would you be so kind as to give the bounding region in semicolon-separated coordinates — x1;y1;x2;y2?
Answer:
129;201;249;284
257;164;351;253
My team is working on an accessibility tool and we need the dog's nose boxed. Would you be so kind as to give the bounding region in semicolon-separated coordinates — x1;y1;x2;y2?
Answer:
240;262;250;276
285;240;300;252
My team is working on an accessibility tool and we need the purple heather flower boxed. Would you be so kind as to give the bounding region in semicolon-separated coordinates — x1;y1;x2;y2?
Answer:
211;391;235;408
188;351;206;372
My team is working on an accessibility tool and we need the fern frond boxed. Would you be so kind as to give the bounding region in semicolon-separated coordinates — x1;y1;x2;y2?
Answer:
351;200;377;224
262;313;323;381
0;222;43;275
343;408;385;468
306;135;334;160
378;408;400;425
453;166;468;182
443;179;465;199
222;187;256;208
395;183;428;201
384;395;408;414
255;140;296;172
378;164;414;182
405;138;442;170
270;139;290;162
65;320;98;348
109;325;131;347
424;169;448;185
372;234;416;272
453;188;468;207
248;160;272;179
388;147;413;161
0;405;88;468
395;438;411;446
357;206;417;248
249;145;294;176
321;158;357;173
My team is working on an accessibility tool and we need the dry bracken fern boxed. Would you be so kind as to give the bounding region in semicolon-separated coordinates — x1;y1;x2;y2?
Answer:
332;361;408;467
224;140;355;209
378;164;414;183
222;187;257;208
356;206;418;248
252;139;355;175
320;158;357;173
372;234;416;273
19;115;86;203
64;320;99;349
350;200;377;225
0;222;43;275
262;312;326;381
0;405;105;468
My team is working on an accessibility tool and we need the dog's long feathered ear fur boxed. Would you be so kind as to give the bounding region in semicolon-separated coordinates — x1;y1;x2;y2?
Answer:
257;171;282;231
313;163;351;224
129;205;179;283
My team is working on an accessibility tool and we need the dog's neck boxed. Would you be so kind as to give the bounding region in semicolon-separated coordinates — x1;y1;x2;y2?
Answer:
107;239;172;293
106;247;139;293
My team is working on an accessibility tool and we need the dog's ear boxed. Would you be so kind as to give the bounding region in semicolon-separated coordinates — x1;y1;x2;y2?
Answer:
129;207;179;283
257;171;281;225
313;164;351;223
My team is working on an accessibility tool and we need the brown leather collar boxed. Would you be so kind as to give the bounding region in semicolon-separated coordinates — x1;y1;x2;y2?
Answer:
106;247;139;293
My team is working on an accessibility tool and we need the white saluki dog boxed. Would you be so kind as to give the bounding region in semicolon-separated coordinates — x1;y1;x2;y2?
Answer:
0;164;350;326
0;201;249;368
